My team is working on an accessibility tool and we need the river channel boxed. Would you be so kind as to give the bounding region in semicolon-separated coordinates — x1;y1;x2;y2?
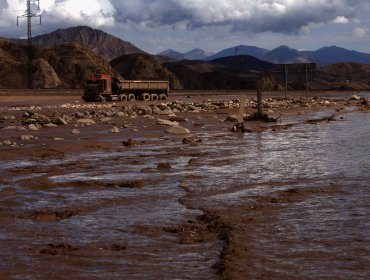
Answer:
0;100;369;279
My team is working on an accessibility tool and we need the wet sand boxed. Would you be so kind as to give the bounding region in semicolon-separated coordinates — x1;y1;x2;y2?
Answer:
1;91;369;279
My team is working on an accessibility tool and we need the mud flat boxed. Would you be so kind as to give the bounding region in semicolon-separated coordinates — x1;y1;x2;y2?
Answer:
0;91;369;279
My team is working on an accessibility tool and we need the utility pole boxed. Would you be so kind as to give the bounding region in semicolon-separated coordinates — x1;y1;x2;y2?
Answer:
17;0;41;46
17;0;41;88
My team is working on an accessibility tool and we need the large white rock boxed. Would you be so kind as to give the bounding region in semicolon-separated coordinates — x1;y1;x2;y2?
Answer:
110;127;120;133
28;124;39;131
19;135;34;141
71;129;80;134
157;119;179;126
166;125;190;134
77;119;96;125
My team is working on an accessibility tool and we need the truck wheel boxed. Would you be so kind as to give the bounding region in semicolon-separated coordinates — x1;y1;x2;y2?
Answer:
150;94;159;101
120;94;127;101
159;94;167;100
127;93;135;101
141;93;150;101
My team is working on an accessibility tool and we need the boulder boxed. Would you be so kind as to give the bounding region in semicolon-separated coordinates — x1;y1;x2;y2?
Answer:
224;115;239;122
28;124;39;131
182;136;202;144
44;123;58;128
157;119;179;126
77;119;96;125
111;127;120;133
122;139;139;147
350;95;361;101
100;117;112;123
55;117;68;125
19;135;34;141
157;162;172;170
166;125;190;134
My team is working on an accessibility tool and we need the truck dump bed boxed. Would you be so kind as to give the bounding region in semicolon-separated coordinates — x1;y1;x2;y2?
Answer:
119;80;169;92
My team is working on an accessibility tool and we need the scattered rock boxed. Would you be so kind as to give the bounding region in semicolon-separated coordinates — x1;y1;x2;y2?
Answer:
153;106;174;116
19;135;34;141
77;119;96;125
40;243;80;255
71;129;80;134
361;99;370;106
110;180;146;188
169;116;188;123
224;115;239;122
44;123;58;128
182;136;202;144
110;126;120;133
116;112;126;117
122;139;139;147
100;117;112;123
28;124;39;131
350;95;361;101
166;125;190;134
55;117;68;125
157;162;172;170
157;119;179;126
3;126;18;130
231;123;252;133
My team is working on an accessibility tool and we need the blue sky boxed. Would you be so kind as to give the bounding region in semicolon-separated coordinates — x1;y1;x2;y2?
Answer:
1;0;369;54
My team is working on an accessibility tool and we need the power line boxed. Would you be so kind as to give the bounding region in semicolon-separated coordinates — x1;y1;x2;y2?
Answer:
16;0;42;89
17;0;41;46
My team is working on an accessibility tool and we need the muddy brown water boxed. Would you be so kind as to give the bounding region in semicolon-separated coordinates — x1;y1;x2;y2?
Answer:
1;94;370;279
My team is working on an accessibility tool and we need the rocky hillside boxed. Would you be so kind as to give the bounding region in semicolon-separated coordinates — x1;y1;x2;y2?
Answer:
12;26;144;61
163;59;275;90
316;62;370;90
0;39;115;89
110;53;182;89
211;55;275;72
1;38;369;91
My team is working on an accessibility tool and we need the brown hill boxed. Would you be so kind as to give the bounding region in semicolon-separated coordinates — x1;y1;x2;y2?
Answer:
211;55;275;72
110;53;182;89
163;59;277;90
316;62;370;90
12;26;144;61
0;39;29;88
0;39;115;89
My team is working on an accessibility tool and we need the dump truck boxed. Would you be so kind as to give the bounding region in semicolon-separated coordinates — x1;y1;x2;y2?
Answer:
82;73;169;102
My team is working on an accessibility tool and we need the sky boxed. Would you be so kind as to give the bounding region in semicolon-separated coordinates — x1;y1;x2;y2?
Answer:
0;0;370;55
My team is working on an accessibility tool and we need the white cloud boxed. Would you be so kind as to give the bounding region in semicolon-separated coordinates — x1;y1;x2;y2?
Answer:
3;0;115;29
109;0;360;34
1;0;370;54
333;16;349;24
354;27;367;38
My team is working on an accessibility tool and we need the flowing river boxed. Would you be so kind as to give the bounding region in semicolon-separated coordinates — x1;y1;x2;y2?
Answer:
0;100;369;279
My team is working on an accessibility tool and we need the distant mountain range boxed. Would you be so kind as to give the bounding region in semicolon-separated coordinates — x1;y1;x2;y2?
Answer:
158;48;215;61
159;45;370;66
7;25;370;66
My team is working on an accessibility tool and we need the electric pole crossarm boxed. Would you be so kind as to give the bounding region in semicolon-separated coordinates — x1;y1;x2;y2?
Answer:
16;0;42;47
